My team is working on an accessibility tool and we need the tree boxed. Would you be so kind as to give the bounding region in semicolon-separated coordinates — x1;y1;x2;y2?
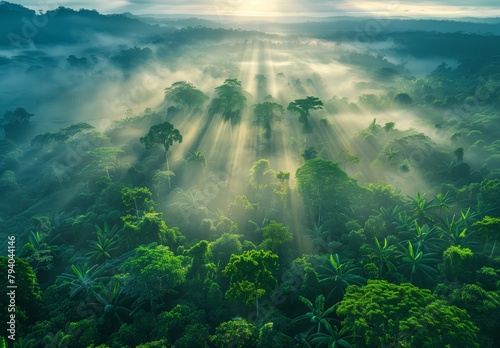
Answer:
84;147;124;178
287;96;323;131
185;150;207;169
435;191;453;217
383;121;396;132
56;263;109;298
338;149;360;170
291;294;337;336
472;216;500;256
337;280;479;348
140;122;183;188
443;245;474;282
209;233;242;269
296;158;365;225
363;237;397;278
164;81;208;112
222;249;279;318
306;323;355;348
117;244;186;312
301;147;318;161
121;187;153;218
151;170;175;201
211;317;258;348
397;242;439;285
1;107;34;140
253;101;284;139
393;93;412;106
318;254;366;302
0;257;41;335
454;147;464;162
249;158;275;189
259;221;293;254
86;223;120;263
406;192;436;223
208;78;247;124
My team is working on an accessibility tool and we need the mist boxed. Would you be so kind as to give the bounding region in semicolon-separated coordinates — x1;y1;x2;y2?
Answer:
1;3;500;348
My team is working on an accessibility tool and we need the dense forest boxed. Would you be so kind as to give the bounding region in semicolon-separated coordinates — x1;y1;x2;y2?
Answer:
1;2;500;347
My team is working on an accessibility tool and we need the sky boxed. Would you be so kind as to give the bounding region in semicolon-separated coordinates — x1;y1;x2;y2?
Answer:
18;0;500;18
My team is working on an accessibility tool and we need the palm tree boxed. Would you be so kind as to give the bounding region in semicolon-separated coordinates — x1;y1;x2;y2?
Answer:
406;192;436;223
291;294;338;336
384;148;399;165
438;215;477;249
306;224;330;252
86;223;120;263
185;150;207;168
12;338;36;348
319;254;366;302
434;192;453;217
42;330;71;348
397;242;439;285
307;323;355;348
92;282;131;327
365;237;397;278
394;211;413;233
57;263;109;298
399;221;444;254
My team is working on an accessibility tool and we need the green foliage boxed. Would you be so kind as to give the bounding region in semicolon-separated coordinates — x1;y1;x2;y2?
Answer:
259;221;293;253
164;81;208;111
337;280;479;348
210;233;243;268
296;158;365;225
287;96;323;130
208;78;247;124
449;284;500;348
443;245;474;282
211;317;258;348
117;245;186;308
0;258;41;335
249;158;275;189
121;187;153;217
318;254;366;302
57;263;109;298
258;322;299;348
223;249;279;315
253;101;284;139
86;223;120;263
397;241;439;285
84;147;124;178
140;121;183;172
291;294;337;336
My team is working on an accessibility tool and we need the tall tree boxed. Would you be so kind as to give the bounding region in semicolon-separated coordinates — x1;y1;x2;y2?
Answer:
253;101;284;139
222;249;279;318
117;245;187;312
208;78;247;124
287;96;323;132
164;81;209;112
296;158;365;225
140;122;182;188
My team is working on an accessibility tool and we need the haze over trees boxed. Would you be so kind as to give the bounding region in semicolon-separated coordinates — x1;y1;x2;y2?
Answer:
1;2;500;347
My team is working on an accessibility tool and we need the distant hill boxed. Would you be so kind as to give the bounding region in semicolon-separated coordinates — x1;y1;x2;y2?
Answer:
0;2;165;47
